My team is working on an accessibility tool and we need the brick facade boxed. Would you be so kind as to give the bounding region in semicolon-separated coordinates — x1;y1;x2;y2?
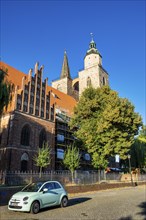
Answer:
0;111;55;171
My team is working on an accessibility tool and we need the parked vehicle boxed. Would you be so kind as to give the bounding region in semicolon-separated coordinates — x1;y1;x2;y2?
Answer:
8;180;68;214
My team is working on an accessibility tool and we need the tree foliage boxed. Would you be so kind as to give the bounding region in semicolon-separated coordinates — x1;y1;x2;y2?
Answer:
33;142;51;178
63;144;80;182
131;125;146;169
70;86;143;169
0;68;14;116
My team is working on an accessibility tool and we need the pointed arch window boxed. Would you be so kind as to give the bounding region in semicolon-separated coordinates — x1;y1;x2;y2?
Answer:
103;77;105;85
20;124;30;146
87;77;91;87
39;129;47;148
21;153;29;172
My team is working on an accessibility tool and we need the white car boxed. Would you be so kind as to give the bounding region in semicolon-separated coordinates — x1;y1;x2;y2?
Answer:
8;180;68;214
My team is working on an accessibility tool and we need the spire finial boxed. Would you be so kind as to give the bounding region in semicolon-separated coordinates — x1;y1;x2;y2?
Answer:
90;32;94;41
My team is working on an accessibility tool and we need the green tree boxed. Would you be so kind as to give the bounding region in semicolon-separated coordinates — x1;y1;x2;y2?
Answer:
0;68;14;117
131;125;146;169
70;86;143;169
63;144;80;183
33;142;51;178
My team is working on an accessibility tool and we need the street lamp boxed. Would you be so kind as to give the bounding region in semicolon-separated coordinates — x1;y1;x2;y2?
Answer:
127;154;133;186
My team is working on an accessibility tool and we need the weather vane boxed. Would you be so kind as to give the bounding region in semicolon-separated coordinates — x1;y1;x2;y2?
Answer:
90;32;93;41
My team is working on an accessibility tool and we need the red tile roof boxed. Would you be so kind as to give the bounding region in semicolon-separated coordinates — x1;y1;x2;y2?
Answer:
0;61;77;116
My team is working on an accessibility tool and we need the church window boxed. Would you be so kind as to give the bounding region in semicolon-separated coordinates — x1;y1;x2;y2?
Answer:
24;94;28;102
39;129;47;148
42;90;45;97
35;109;39;116
73;81;79;91
103;77;105;85
29;107;33;114
30;96;34;104
17;103;21;110
21;153;29;172
20;124;31;146
51;106;54;121
41;111;44;118
37;88;40;96
87;77;91;87
23;105;27;112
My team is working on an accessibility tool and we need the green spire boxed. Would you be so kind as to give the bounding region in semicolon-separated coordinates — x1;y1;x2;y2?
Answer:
60;51;71;79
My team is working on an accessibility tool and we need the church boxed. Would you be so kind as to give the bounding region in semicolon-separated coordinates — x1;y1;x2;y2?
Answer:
0;37;109;172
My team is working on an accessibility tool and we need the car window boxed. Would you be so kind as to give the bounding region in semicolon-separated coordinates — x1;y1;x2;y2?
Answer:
22;182;43;192
54;182;61;189
43;182;54;191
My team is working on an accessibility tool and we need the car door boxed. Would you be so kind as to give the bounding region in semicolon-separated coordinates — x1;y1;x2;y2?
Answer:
40;182;59;207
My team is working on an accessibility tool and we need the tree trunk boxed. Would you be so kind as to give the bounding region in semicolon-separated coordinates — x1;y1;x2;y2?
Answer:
39;167;42;178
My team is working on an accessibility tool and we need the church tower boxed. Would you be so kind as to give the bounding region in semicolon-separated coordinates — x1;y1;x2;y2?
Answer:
52;51;73;96
78;34;109;96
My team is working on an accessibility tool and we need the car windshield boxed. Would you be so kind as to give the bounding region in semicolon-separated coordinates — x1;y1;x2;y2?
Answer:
22;182;43;192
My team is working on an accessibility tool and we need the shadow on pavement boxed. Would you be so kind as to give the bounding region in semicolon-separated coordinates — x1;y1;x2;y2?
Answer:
38;197;91;213
137;201;146;218
118;217;133;220
68;197;91;207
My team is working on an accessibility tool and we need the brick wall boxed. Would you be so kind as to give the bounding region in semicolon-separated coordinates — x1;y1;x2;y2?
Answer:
0;111;55;171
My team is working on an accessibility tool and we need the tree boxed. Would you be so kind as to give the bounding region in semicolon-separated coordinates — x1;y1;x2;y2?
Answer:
130;125;146;169
70;86;143;169
33;142;51;178
63;144;80;183
0;68;14;117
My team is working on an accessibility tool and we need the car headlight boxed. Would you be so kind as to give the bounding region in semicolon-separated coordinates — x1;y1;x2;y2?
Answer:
23;196;29;201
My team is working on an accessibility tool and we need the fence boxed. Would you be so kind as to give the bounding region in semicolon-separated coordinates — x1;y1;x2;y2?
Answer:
0;170;146;186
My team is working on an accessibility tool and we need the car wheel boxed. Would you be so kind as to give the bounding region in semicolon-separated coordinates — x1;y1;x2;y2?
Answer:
61;196;68;207
30;201;40;214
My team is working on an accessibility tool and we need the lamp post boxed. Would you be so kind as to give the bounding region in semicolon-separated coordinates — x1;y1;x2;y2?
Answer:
127;154;133;186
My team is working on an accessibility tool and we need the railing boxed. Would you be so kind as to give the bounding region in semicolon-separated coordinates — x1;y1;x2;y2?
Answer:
0;170;145;186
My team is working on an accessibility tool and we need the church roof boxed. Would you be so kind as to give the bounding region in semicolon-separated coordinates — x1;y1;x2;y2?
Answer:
0;61;76;116
85;36;102;57
0;61;28;88
60;51;71;79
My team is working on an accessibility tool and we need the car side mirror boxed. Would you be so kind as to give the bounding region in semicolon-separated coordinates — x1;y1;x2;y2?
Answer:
43;188;48;193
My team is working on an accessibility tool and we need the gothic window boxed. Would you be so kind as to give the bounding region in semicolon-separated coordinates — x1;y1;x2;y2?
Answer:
73;82;79;91
36;98;39;106
41;111;44;118
39;129;47;148
17;103;21;110
37;88;40;96
29;107;33;114
35;109;39;116
103;77;105;85
51;106;54;121
42;90;45;97
24;94;28;102
87;77;91;87
20;124;30;146
46;113;49;119
30;96;34;104
23;105;27;112
31;86;35;93
21;153;29;172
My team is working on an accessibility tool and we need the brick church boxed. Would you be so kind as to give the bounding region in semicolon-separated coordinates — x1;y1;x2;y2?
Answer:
0;37;109;172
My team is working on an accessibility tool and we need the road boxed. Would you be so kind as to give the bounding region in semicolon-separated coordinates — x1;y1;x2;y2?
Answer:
0;185;146;220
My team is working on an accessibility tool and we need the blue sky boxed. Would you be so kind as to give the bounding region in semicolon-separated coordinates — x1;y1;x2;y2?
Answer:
1;0;146;124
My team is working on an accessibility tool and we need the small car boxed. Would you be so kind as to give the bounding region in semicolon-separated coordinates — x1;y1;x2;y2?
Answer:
8;180;68;214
